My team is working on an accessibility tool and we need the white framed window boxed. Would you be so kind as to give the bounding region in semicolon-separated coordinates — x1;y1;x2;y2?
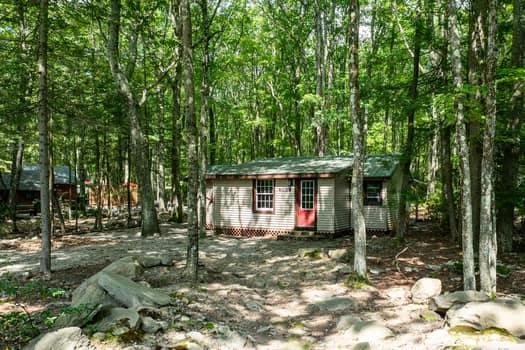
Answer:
301;180;315;210
254;179;274;212
364;181;382;205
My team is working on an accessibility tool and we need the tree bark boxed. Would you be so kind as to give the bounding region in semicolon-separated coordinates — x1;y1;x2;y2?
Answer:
182;0;199;283
94;131;103;231
171;0;184;223
199;0;211;237
479;0;497;294
449;0;476;290
107;0;160;236
396;0;422;239
37;0;51;275
441;125;458;241
314;0;327;156
349;0;366;277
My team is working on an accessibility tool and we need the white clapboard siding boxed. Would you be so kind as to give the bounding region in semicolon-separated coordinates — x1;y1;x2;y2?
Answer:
334;175;351;231
317;178;335;232
350;180;391;231
212;179;295;230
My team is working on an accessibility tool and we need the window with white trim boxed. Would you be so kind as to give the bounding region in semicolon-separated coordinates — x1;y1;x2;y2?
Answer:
364;181;382;205
255;179;274;212
301;180;315;210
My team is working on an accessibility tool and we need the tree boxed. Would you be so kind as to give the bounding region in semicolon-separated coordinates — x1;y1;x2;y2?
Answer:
37;0;51;275
107;0;160;237
479;0;498;294
182;0;199;283
349;0;366;277
448;0;476;290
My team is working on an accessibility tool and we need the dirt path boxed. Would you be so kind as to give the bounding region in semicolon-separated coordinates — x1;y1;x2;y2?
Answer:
1;222;524;349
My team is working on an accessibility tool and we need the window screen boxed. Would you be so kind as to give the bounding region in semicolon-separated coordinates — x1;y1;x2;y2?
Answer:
364;181;382;205
255;180;274;211
301;180;315;210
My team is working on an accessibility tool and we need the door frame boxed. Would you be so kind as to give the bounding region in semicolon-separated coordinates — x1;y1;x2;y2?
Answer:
295;178;317;230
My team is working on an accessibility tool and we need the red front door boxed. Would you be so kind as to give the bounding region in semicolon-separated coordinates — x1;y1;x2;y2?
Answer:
296;179;316;228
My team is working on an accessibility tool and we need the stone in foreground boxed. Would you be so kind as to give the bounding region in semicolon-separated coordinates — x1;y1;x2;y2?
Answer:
447;299;525;337
97;271;172;308
308;297;355;313
429;290;490;313
411;278;442;303
23;327;95;350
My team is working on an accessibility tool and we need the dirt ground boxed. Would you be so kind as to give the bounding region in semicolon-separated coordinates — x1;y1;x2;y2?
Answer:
1;220;525;349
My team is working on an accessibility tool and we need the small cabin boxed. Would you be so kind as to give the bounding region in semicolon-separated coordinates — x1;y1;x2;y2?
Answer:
0;165;77;214
205;155;402;237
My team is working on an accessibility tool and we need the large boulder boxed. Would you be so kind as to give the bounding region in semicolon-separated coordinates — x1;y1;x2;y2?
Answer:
429;290;490;313
97;271;172;308
23;327;95;350
447;298;525;337
71;257;143;306
411;278;442;303
343;320;394;342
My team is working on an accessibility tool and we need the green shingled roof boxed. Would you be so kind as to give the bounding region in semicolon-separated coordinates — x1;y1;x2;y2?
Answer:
207;154;400;178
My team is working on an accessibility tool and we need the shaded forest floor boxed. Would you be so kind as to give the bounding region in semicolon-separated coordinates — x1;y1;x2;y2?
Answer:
1;220;525;349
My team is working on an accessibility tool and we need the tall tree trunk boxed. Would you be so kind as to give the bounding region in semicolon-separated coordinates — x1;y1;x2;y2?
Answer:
349;0;366;277
171;0;184;223
107;0;160;236
449;0;476;290
468;0;488;250
479;0;497;294
94;132;103;230
199;0;210;236
496;0;524;253
314;0;327;156
157;88;167;212
38;0;51;275
182;0;199;283
396;0;422;239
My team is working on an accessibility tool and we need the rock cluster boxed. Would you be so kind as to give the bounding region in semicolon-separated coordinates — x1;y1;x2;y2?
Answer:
25;255;175;350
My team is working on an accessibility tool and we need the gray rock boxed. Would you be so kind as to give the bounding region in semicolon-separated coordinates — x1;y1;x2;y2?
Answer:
245;300;264;312
160;254;174;266
353;343;371;350
141;316;168;334
429;291;490;313
336;315;363;331
308;297;354;313
343;320;393;342
97;271;172;308
327;248;348;260
95;307;140;332
23;327;95;350
298;248;323;259
447;298;525;337
54;304;110;329
420;309;441;322
138;256;162;268
71;256;142;306
411;278;442;303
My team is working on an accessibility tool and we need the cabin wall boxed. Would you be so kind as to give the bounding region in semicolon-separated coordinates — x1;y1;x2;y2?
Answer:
316;178;335;233
210;178;295;234
386;165;403;231
349;179;393;231
334;175;351;231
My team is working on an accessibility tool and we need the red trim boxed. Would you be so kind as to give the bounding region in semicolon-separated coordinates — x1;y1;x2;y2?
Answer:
295;178;317;229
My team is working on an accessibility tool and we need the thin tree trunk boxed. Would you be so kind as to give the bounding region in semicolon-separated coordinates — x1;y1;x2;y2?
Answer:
182;0;199;283
449;0;476;290
479;0;497;294
396;0;422;239
37;0;51;275
314;0;327;156
171;0;184;223
349;0;366;277
107;0;160;237
94;132;103;230
199;0;210;237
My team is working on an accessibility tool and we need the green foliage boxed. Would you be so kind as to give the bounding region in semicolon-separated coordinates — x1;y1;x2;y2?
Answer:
0;311;40;347
0;273;66;301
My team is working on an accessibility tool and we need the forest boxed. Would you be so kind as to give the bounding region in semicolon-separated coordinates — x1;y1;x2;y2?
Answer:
0;0;524;348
